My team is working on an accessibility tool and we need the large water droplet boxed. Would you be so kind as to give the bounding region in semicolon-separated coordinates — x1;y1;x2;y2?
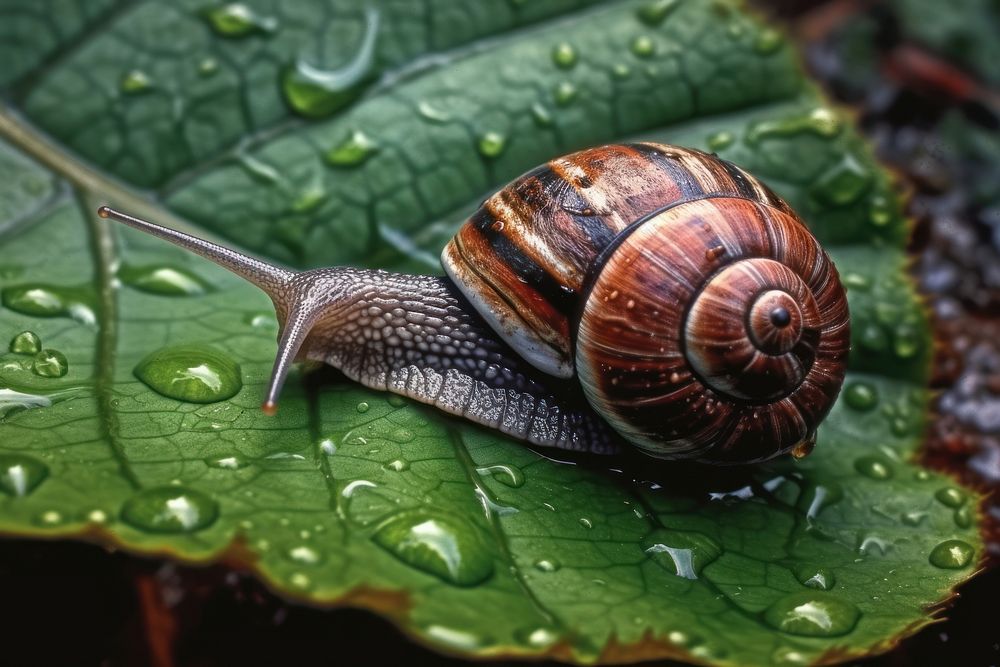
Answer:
281;8;378;117
928;540;975;569
642;529;721;579
476;464;525;488
800;481;844;528
843;381;878;411
2;283;95;325
0;453;49;496
551;42;577;69
812;155;871;206
746;108;842;144
0;388;53;418
120;486;219;533
636;0;680;25
325;129;379;167
203;3;277;37
120;69;153;94
119;264;209;296
372;511;494;586
134;345;242;403
953;506;972;529
854;456;893;480
477;131;506;158
32;349;68;378
794;565;836;590
9;330;41;354
934;487;966;508
763;592;860;637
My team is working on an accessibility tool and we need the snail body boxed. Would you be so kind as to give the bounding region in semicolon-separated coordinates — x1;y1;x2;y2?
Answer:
99;142;850;464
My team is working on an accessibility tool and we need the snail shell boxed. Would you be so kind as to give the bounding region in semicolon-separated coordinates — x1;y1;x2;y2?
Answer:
99;142;849;465
443;143;849;462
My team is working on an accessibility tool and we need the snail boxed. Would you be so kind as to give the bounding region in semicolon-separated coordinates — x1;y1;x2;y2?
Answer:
98;142;850;464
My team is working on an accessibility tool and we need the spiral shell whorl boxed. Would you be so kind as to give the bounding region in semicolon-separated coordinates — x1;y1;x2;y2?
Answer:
575;197;850;463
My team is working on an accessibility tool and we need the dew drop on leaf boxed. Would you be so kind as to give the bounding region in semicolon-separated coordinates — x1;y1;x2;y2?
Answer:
202;3;278;37
32;349;68;378
642;529;722;579
8;330;41;354
630;35;655;58
514;626;558;648
424;624;489;650
372;510;494;586
325;130;379;167
198;57;218;77
1;283;96;325
954;506;972;529
551;42;577;69
530;102;553;126
286;544;322;565
318;438;337;456
794;565;836;590
706;131;734;151
745;108;842;145
901;510;928;526
843;381;878;411
356;401;370;413
928;540;975;569
554;81;577;106
0;388;53;418
854;456;893;480
533;558;560;573
811;155;871;207
475;464;525;488
120;486;219;533
477;131;506;158
118;264;209;296
281;8;378;118
636;0;681;26
133;345;242;403
0;453;49;496
763;591;860;637
205;454;250;470
384;458;409;472
934;487;966;508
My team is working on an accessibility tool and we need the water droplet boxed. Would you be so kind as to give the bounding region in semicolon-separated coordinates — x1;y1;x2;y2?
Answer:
763;592;860;637
387;395;407;407
9;330;41;354
914;469;931;482
0;453;49;496
929;540;975;569
372;511;494;586
37;510;63;526
612;63;631;79
356;401;370;413
0;388;53;418
772;647;810;665
120;486;219;533
746;108;842;144
893;324;921;359
118;264;209;296
794;565;836;590
133;345;242;403
901;510;928;526
87;509;109;524
281;8;378;117
533;558;560;573
800;481;844;527
514;626;558;648
630;35;655;58
706;131;733;151
318;438;337;456
475;464;525;488
120;69;153;94
553;81;577;106
954;506;972;529
2;283;95;325
869;194;893;227
531;102;553;126
477;131;506;158
642;529;721;579
198;57;219;77
389;428;414;444
842;272;872;291
291;180;327;213
934;487;966;508
636;0;681;25
551;42;577;69
843;381;878;411
32;349;68;378
811;155;871;206
854;456;893;480
325;129;379;167
858;534;891;556
425;625;489;650
203;3;278;37
667;630;701;647
286;544;322;565
754;28;784;54
859;323;888;352
205;454;250;470
579;517;593;529
384;458;409;472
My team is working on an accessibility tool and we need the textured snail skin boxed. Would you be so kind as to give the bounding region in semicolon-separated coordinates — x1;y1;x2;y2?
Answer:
98;141;850;464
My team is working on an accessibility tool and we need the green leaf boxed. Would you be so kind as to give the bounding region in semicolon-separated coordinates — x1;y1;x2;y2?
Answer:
0;0;982;664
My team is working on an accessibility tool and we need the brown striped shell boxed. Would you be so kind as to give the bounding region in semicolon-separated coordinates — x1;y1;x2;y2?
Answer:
442;143;850;463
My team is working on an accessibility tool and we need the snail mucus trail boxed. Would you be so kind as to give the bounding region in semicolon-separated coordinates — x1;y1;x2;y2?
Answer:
99;142;850;465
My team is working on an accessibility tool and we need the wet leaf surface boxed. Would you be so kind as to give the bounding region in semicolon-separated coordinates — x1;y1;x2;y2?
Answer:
0;0;985;664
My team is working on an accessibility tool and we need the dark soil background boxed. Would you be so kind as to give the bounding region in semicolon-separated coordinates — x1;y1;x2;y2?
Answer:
3;1;999;665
